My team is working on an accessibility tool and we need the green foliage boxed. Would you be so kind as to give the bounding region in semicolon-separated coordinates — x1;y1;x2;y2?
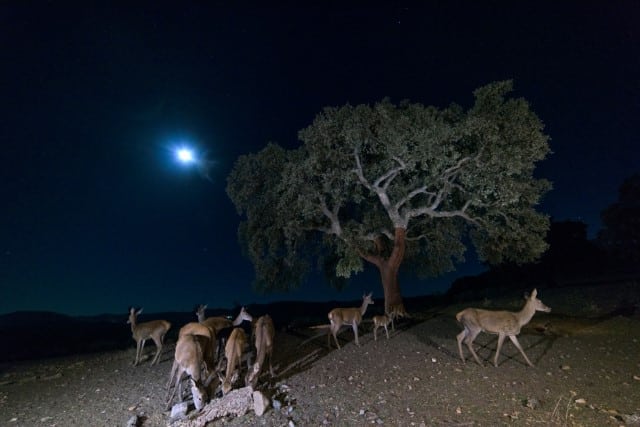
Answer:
226;81;552;292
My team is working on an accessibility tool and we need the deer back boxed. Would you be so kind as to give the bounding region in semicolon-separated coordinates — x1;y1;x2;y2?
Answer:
254;315;274;362
174;334;204;382
329;307;362;323
202;317;233;333
133;319;170;340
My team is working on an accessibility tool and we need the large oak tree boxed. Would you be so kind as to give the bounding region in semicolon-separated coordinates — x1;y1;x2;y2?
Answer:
227;81;552;316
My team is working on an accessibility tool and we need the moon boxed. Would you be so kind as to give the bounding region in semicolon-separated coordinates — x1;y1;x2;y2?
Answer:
176;147;195;164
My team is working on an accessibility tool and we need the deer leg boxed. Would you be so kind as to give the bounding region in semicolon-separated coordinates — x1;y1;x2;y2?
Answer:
352;323;359;346
135;339;146;366
384;324;389;340
166;360;178;388
332;330;341;349
464;328;483;366
166;369;184;410
330;324;341;349
268;351;274;377
509;335;534;367
494;334;506;367
151;337;162;365
456;330;467;363
374;325;378;341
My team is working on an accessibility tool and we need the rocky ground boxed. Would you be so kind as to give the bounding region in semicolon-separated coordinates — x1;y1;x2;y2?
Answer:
1;284;639;426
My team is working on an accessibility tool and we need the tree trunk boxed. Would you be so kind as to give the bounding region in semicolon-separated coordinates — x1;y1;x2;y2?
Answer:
379;260;407;318
362;227;409;318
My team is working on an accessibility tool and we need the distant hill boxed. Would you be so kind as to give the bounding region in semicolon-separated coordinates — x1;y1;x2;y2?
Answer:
0;294;451;363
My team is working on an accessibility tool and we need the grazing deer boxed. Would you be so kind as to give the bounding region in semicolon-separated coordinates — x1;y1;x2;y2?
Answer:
246;314;275;388
176;322;217;373
220;327;247;395
127;307;171;366
327;292;374;349
372;314;393;341
165;332;208;410
196;305;253;361
456;288;551;367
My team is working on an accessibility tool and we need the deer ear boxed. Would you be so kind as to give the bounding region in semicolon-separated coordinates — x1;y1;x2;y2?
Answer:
137;308;144;315
531;288;538;298
523;292;530;299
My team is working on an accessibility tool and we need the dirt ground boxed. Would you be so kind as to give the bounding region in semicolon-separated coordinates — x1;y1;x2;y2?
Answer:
1;284;639;427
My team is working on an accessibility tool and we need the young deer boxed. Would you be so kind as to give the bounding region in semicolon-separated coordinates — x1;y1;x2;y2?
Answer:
220;327;247;395
127;307;171;366
327;292;374;349
456;288;551;367
246;314;275;389
372;314;393;341
165;332;208;410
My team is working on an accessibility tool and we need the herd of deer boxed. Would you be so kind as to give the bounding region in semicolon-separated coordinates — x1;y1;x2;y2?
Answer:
126;288;551;411
127;304;269;410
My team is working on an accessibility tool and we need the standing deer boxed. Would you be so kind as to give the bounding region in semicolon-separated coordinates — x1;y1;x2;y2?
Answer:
127;307;171;366
220;327;247;395
372;314;393;341
456;288;551;367
196;305;253;360
246;314;275;389
327;292;374;349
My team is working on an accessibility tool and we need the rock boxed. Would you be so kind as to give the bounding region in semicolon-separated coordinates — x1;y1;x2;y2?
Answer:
170;401;189;419
252;390;270;416
273;399;282;410
170;386;254;426
620;412;640;424
525;397;540;409
125;415;139;427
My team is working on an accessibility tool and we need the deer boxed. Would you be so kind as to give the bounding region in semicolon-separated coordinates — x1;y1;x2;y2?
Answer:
246;314;275;389
165;329;210;410
219;327;247;395
127;307;171;366
327;292;374;349
196;305;253;360
195;305;253;333
372;313;393;341
176;322;217;373
455;288;552;367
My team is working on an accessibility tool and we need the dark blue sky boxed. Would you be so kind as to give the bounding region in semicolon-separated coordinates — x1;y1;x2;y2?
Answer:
2;2;638;315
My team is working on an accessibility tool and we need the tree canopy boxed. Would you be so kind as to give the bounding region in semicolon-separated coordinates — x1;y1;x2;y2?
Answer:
597;173;640;265
227;81;552;307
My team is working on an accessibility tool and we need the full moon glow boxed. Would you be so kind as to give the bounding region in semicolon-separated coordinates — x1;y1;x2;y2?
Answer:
176;148;195;164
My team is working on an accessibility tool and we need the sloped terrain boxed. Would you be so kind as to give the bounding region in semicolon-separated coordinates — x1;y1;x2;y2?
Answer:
1;283;639;426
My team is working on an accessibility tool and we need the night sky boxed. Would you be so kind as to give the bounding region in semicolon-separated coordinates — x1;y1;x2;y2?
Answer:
2;3;638;316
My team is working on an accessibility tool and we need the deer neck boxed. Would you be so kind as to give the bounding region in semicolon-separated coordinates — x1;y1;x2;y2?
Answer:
516;299;537;327
360;300;370;316
232;313;243;326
